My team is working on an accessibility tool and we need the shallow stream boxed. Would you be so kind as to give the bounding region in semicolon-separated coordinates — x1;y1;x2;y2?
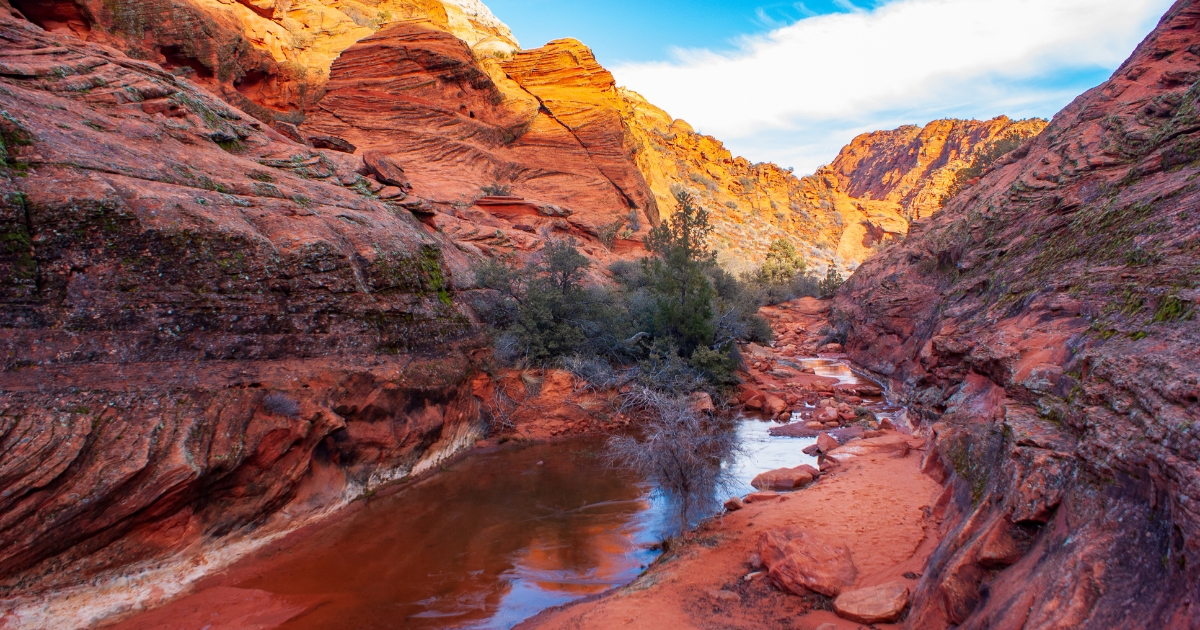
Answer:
202;358;892;629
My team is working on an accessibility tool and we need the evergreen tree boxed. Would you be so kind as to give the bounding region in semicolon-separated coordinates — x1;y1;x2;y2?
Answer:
644;191;717;357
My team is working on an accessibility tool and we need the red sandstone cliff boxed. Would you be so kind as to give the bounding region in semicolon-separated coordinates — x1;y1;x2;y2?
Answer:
829;117;1047;221
835;1;1200;626
6;0;1029;275
0;8;490;625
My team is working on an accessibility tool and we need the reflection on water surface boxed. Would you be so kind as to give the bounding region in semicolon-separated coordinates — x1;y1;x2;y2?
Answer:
226;354;894;629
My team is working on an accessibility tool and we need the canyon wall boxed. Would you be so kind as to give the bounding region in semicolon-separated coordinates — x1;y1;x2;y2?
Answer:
6;0;518;121
0;10;489;625
836;1;1200;626
0;0;1070;625
6;0;1036;275
829;116;1047;221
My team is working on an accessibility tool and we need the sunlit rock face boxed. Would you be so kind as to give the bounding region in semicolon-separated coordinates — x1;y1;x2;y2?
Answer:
837;1;1200;626
622;89;1039;274
7;0;519;120
9;0;1038;275
829;117;1048;221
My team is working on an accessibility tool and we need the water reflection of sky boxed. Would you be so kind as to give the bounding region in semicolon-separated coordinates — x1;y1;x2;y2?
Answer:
729;419;817;495
223;358;884;630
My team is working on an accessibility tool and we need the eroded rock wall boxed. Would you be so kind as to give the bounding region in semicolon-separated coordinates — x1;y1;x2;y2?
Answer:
835;2;1200;626
6;0;518;121
0;9;487;623
829;117;1048;221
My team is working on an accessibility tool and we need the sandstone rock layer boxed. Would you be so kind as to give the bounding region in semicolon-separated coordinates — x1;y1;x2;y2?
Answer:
836;1;1200;627
0;10;488;625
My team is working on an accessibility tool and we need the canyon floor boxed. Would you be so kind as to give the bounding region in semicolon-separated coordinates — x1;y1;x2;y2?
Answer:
520;434;940;630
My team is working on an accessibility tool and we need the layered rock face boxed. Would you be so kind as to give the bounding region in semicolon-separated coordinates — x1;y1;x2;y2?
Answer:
0;9;487;623
299;29;659;261
836;2;1200;626
6;0;1031;275
829;116;1047;221
6;0;518;121
622;91;1035;274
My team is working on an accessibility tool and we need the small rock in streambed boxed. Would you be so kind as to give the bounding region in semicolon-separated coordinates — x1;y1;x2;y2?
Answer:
833;581;910;624
744;491;780;503
751;465;818;491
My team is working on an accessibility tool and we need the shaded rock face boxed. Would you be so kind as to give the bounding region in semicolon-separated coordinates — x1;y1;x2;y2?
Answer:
835;1;1200;627
0;9;485;619
829;117;1047;221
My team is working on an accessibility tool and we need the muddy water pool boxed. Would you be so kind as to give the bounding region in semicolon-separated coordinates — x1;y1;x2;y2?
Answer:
185;360;895;629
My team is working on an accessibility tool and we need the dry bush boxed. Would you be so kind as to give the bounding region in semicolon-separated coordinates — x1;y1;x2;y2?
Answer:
607;387;742;529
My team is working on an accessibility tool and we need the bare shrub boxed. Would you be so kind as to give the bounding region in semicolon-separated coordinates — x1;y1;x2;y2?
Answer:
481;182;513;196
484;387;519;433
263;392;300;418
560;354;624;391
607;388;743;529
598;219;624;250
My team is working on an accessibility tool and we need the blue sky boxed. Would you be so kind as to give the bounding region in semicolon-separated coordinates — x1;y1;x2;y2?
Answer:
485;0;1173;173
487;0;888;64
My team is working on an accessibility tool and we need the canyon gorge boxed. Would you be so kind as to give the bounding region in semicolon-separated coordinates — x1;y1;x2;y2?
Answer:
0;0;1196;628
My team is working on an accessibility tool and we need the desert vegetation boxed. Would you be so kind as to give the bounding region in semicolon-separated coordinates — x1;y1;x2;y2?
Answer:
472;191;826;521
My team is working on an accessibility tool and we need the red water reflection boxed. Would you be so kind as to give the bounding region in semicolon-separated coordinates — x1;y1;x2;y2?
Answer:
227;438;663;629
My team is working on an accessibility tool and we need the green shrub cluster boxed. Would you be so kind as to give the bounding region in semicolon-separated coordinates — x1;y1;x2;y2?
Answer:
472;191;773;392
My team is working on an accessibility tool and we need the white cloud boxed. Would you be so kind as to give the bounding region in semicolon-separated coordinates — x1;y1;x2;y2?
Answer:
612;0;1174;173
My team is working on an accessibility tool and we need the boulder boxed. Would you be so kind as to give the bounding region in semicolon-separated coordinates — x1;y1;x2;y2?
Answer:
764;394;788;415
751;465;817;491
815;406;839;423
724;496;745;511
273;120;305;143
804;421;826;431
744;491;780;503
745;395;765;410
689;392;715;414
833;581;909;624
363;150;410;188
817;432;840;453
802;444;821;456
308;134;356;153
378;186;405;199
759;529;857;596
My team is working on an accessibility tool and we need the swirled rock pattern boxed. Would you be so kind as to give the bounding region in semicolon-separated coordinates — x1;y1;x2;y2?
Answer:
6;0;518;120
0;10;486;626
836;1;1200;626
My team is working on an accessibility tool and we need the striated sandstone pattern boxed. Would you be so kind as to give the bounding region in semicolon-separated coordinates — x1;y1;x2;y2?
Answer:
7;0;518;121
299;29;659;264
0;9;491;626
836;1;1200;626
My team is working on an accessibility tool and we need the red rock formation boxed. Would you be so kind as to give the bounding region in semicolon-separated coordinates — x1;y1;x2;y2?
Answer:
835;1;1200;626
829;117;1047;221
0;9;488;624
299;25;657;265
5;0;519;122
